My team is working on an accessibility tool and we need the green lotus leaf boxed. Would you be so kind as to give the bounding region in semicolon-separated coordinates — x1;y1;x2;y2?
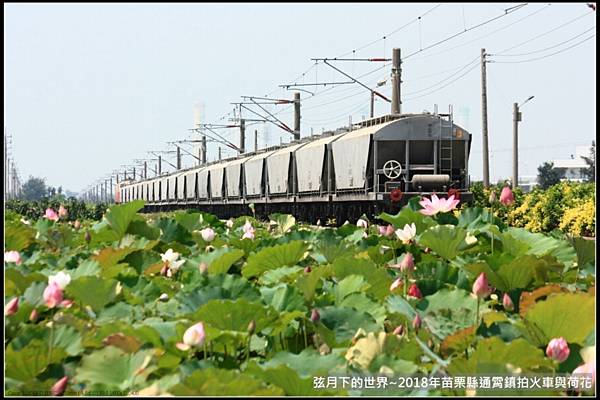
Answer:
170;367;284;396
5;339;68;382
243;240;308;278
103;200;145;239
76;346;156;390
419;225;467;260
65;276;119;312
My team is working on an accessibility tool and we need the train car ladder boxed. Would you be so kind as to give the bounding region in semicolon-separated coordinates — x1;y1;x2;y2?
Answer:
439;106;454;180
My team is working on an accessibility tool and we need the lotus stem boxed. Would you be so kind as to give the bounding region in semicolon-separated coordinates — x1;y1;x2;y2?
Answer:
303;319;308;349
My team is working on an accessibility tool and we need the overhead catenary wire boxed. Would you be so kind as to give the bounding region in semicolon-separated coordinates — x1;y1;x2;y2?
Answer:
489;26;596;57
489;34;596;64
490;9;596;55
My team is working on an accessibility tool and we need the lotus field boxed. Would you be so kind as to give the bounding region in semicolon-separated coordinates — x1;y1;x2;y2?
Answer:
4;192;596;396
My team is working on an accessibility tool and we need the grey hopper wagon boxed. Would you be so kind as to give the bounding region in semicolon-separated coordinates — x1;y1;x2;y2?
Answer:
120;111;472;223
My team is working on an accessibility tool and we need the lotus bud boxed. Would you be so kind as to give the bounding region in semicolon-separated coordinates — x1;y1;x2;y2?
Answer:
310;309;320;323
5;297;19;316
198;262;208;275
158;293;169;302
319;343;331;355
29;308;39;322
502;293;514;311
200;227;215;242
499;186;515;206
389;277;403;292
226;219;234;228
546;337;570;363
473;272;492;299
73;220;81;230
182;322;206;348
304;266;312;274
407;283;423;299
423;247;431;254
43;282;63;309
399;253;415;274
316;219;321;226
488;190;497;204
247;319;256;335
85;231;91;243
51;376;69;396
60;299;74;308
412;314;422;331
58;205;68;219
392;325;404;336
356;218;368;229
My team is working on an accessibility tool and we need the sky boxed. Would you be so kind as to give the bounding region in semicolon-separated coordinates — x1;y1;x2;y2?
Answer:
4;3;597;194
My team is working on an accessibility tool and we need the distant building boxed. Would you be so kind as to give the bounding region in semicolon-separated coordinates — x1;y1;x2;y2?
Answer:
518;175;538;193
551;146;592;182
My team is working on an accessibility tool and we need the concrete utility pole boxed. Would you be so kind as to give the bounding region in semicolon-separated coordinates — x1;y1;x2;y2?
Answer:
254;129;258;152
481;48;490;188
144;162;147;179
110;177;113;202
158;156;162;175
239;119;246;154
133;167;136;180
176;146;181;169
293;92;301;140
513;96;534;190
370;91;375;118
218;147;222;160
391;48;402;115
201;135;207;164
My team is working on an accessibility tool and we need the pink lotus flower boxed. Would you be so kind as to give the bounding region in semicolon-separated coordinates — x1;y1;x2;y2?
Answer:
176;322;206;351
45;208;59;222
546;337;570;363
472;272;492;299
499;186;514;206
58;205;68;219
4;250;22;265
356;219;368;229
390;277;403;292
378;225;395;237
399;253;415;274
573;361;596;386
200;228;216;242
412;314;422;331
407;283;423;299
51;376;69;396
392;325;404;336
242;228;255;240
419;194;460;216
502;293;514;311
60;299;74;308
5;297;19;316
43;282;64;308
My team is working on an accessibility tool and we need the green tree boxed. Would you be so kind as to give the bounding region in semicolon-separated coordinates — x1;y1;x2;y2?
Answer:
580;141;595;182
20;176;47;201
537;162;565;189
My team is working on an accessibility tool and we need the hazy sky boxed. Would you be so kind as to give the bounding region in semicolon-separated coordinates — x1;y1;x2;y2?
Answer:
4;3;596;193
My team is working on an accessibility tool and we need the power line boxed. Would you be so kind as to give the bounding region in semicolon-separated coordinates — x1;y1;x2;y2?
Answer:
492;9;595;55
409;3;552;62
402;55;480;96
403;62;480;101
403;3;528;60
489;34;596;64
489;26;596;57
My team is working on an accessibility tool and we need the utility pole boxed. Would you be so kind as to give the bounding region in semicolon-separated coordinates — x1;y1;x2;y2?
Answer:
133;167;136;180
391;48;402;115
293;92;301;140
239;118;246;154
481;48;490;188
512;96;534;190
144;162;147;179
370;91;375;118
218;147;222;160
110;177;113;203
176;146;181;169
201;135;207;164
254;129;258;152
158;156;162;175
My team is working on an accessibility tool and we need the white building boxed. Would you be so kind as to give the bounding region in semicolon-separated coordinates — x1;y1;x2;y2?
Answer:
552;145;593;182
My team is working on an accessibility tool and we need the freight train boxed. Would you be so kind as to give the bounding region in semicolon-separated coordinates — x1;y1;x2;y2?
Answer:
117;110;472;223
